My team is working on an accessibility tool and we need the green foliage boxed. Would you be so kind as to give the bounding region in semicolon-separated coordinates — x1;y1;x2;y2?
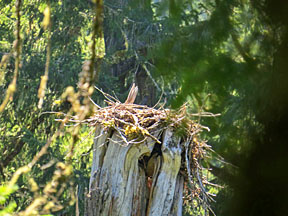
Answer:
0;184;18;205
149;0;288;215
0;199;17;216
1;0;288;215
0;0;96;214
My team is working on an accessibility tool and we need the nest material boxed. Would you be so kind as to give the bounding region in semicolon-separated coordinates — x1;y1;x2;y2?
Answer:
88;103;168;144
82;100;216;214
87;102;208;145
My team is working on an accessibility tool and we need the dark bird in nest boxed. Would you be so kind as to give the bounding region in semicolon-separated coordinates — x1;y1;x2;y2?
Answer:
125;83;138;104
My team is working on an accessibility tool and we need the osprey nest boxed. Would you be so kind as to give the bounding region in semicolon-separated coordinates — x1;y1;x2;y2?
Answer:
80;95;218;213
59;84;220;214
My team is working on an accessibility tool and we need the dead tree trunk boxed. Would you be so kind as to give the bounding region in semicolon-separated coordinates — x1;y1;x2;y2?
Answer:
85;125;183;216
84;103;213;216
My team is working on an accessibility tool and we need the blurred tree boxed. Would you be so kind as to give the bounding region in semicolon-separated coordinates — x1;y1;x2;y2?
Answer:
149;0;288;215
99;0;159;106
0;0;92;214
1;0;288;215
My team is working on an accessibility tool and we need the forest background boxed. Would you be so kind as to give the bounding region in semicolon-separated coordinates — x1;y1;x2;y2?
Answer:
1;0;288;215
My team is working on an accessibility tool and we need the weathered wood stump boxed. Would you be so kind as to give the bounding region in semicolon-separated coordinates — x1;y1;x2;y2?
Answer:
84;103;212;216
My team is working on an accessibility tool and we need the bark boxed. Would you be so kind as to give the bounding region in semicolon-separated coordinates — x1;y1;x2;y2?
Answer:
85;126;184;216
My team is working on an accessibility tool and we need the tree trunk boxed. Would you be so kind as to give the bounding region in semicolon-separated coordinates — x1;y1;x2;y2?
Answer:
85;126;184;216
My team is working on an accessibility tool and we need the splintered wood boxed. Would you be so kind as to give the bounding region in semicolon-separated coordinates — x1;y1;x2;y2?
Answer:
84;102;215;216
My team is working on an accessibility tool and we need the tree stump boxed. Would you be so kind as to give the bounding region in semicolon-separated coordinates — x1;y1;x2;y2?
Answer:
84;103;212;216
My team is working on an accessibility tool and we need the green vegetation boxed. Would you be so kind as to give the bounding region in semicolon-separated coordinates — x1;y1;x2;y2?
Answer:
1;0;288;215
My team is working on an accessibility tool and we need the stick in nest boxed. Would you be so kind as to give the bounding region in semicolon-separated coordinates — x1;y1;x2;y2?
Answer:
125;83;138;104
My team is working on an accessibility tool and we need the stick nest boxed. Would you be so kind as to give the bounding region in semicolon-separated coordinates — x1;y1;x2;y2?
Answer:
81;100;216;215
87;102;209;143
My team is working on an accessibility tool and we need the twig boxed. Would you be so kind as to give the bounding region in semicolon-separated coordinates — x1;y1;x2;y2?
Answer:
195;167;215;203
190;112;221;117
0;0;22;112
40;111;73;117
152;90;164;109
94;85;120;103
38;0;51;109
89;96;101;109
142;62;162;92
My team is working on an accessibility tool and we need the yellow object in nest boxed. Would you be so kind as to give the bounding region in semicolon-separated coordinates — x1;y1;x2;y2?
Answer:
125;125;139;137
